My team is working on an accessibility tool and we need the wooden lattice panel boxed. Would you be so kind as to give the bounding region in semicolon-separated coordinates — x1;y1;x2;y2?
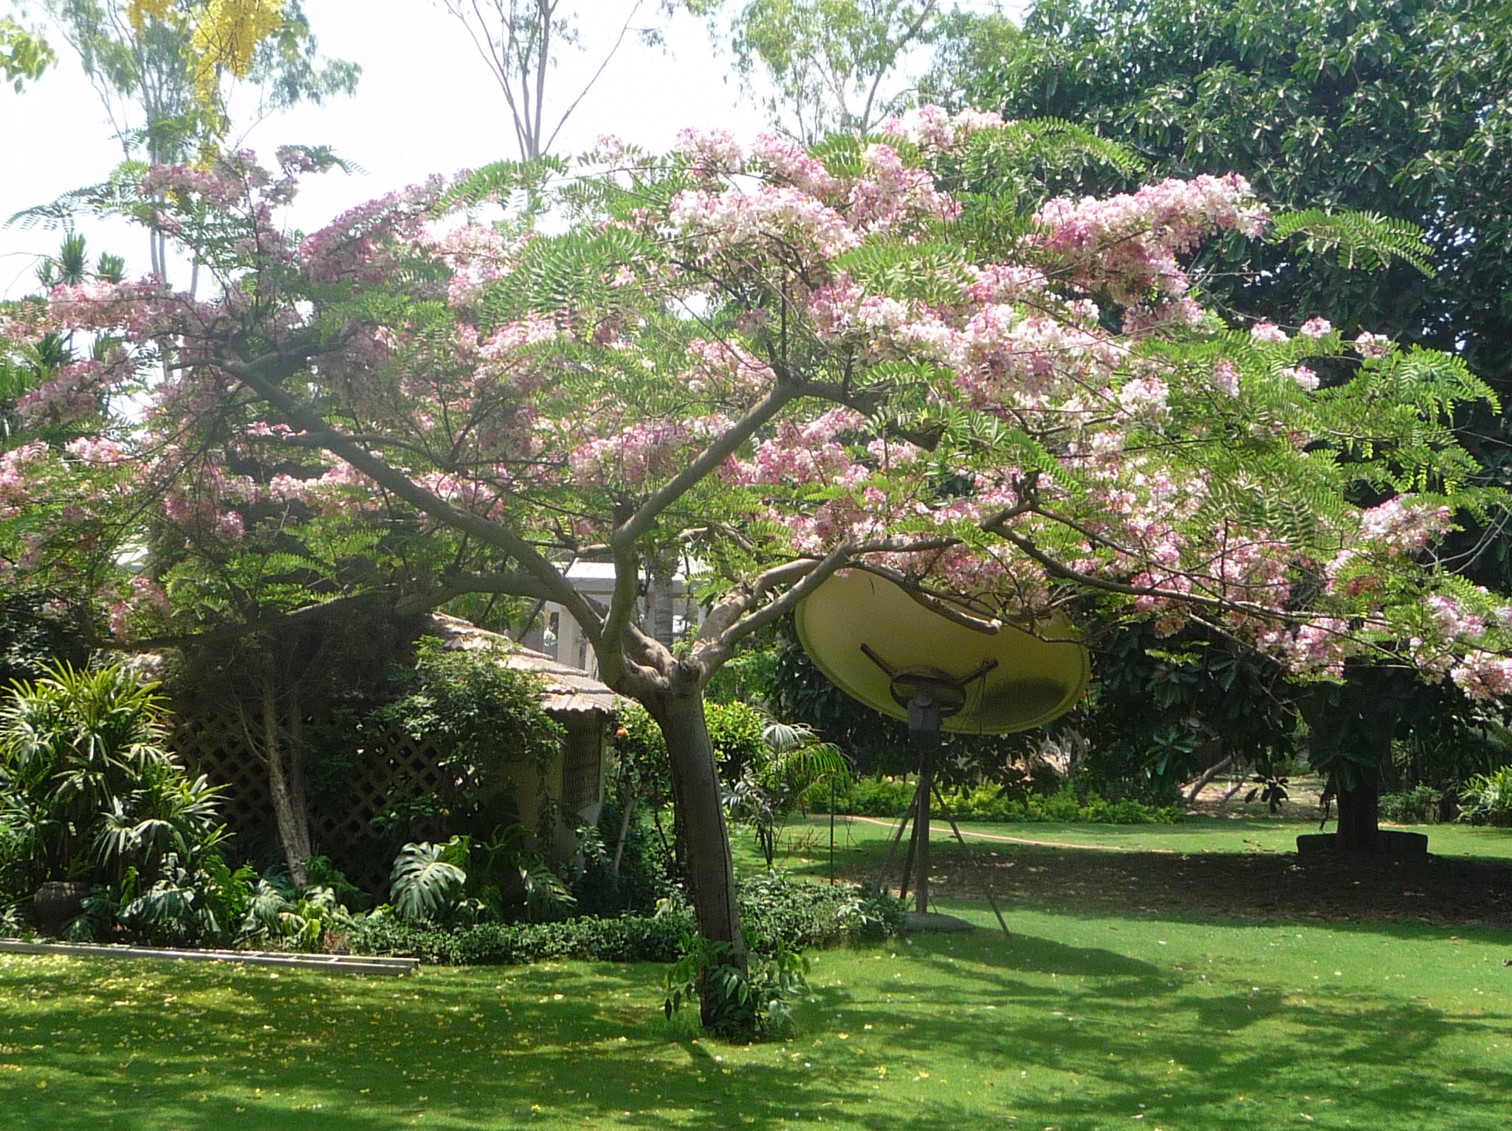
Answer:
173;714;272;845
173;705;602;893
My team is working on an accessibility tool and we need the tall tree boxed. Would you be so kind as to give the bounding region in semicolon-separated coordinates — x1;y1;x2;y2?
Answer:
6;113;1510;1025
947;0;1512;836
437;0;679;161
695;0;944;141
36;0;358;279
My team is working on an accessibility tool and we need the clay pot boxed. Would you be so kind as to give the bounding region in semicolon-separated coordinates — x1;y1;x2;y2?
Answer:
33;881;91;937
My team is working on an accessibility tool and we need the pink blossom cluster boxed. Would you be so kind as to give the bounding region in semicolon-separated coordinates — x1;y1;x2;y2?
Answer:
0;441;51;520
670;184;862;260
727;409;867;488
1450;652;1512;700
64;437;129;465
108;576;171;641
685;338;776;399
299;177;445;286
880;105;1007;157
1034;175;1267;313
746;134;839;198
1358;498;1452;552
568;416;733;490
846;143;956;230
1258;618;1351;678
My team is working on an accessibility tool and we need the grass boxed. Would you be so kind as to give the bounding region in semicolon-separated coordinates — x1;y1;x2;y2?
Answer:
4;817;1512;1129
755;811;1512;866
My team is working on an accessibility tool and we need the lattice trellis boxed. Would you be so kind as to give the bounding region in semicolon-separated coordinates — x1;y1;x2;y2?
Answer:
173;713;572;891
173;707;607;895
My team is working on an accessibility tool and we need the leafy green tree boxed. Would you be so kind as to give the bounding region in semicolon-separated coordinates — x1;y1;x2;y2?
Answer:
0;12;55;88
964;0;1512;415
694;0;944;141
36;0;359;279
949;0;1512;838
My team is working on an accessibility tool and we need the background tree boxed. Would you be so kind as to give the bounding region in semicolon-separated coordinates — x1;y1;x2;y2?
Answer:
0;12;55;88
693;0;944;141
7;113;1511;1027
32;0;358;280
942;0;1512;835
437;0;684;162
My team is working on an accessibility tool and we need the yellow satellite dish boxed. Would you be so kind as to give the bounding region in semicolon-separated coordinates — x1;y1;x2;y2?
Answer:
794;568;1089;735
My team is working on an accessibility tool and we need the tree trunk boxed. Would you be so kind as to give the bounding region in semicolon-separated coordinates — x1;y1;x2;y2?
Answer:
261;682;312;887
1334;776;1381;852
648;688;747;1033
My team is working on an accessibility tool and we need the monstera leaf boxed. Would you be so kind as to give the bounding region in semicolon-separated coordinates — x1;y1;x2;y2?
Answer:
389;841;467;922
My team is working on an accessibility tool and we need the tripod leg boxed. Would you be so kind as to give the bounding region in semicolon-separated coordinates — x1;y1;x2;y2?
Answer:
933;784;1011;936
879;786;917;900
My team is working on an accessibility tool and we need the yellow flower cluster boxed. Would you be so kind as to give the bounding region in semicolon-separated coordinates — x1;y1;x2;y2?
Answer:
126;0;178;33
190;0;284;107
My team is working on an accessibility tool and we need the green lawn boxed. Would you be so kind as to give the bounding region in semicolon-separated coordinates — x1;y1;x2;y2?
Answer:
4;816;1511;1129
756;811;1512;866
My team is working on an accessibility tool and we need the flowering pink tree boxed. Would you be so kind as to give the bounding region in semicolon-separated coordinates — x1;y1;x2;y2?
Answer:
4;111;1510;1027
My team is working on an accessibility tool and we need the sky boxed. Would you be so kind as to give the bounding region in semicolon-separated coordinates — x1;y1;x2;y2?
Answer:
0;1;1022;299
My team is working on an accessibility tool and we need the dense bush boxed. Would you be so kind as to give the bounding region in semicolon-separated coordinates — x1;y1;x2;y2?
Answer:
571;804;673;918
347;907;694;965
804;779;1181;825
1459;766;1512;827
736;871;902;948
349;873;902;966
0;662;242;943
1379;785;1443;825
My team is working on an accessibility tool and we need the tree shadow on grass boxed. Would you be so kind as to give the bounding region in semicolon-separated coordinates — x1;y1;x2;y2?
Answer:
793;831;1512;931
806;929;1512;1130
0;957;894;1131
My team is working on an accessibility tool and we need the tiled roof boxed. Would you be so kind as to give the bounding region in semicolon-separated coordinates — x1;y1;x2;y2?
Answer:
425;613;618;715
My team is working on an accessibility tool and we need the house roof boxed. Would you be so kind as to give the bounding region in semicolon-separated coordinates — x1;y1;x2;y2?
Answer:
425;613;618;716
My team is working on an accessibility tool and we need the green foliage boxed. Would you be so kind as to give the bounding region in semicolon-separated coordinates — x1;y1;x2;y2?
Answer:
0;662;227;894
734;870;902;948
1379;785;1442;825
663;932;809;1042
709;0;945;141
0;16;55;91
1073;622;1300;801
805;777;1182;825
725;718;851;868
370;639;565;841
1267;209;1434;277
1457;766;1512;827
389;840;468;923
348;907;696;966
348;872;899;969
705;700;770;779
237;876;354;951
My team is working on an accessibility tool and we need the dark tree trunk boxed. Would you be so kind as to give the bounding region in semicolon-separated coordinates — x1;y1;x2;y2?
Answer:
1334;776;1381;852
647;686;747;1032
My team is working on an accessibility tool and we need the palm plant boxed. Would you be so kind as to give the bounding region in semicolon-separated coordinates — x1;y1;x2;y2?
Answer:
0;661;224;892
726;720;851;869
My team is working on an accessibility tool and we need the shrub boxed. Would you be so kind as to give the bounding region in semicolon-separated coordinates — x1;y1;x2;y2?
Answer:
1380;785;1441;825
0;662;236;942
347;874;902;966
804;778;1179;825
346;907;694;965
1458;766;1512;827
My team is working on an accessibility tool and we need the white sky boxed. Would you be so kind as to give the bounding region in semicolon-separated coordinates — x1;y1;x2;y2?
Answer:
0;0;1020;297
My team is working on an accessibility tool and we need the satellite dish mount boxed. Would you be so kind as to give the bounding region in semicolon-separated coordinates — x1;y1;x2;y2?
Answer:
861;645;998;913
